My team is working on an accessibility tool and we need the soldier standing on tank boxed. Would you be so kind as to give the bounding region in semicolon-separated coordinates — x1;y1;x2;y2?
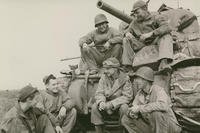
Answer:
122;0;173;73
79;14;123;74
35;74;77;133
121;66;181;133
91;57;133;133
0;85;56;133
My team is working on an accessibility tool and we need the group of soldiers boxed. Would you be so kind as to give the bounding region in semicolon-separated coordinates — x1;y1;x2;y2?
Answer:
1;0;199;133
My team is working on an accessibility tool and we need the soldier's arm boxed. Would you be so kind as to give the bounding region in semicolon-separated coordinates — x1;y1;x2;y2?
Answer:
61;92;75;111
138;87;170;113
95;75;107;105
110;79;133;109
152;14;172;36
107;27;123;44
0;118;23;133
78;31;95;47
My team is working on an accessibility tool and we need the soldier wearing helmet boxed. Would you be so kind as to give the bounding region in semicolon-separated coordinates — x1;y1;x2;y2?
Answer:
91;57;133;133
121;66;181;133
122;0;173;73
79;14;123;74
0;85;56;133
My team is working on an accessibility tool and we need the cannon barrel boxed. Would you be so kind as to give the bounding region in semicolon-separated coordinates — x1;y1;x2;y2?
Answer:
97;0;133;24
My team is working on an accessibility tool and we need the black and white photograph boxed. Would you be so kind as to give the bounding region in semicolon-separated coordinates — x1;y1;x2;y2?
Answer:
0;0;200;133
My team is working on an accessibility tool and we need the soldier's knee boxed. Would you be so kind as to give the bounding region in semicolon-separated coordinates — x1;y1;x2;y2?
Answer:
119;104;129;115
38;114;50;123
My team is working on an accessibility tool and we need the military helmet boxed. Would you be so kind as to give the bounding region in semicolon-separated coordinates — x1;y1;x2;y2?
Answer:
19;85;38;102
94;14;108;27
134;66;154;82
103;57;120;68
131;0;147;13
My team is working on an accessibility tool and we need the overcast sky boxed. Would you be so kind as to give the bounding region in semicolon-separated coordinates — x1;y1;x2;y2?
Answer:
0;0;200;90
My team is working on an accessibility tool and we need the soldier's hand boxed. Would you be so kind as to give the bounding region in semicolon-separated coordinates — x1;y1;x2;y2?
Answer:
130;105;140;114
55;126;63;133
140;32;153;42
99;102;106;111
125;32;133;39
104;41;111;50
58;106;67;119
105;102;113;110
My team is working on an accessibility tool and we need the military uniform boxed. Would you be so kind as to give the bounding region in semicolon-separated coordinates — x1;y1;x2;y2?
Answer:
0;103;55;133
79;26;123;71
91;72;133;125
122;8;173;66
122;84;181;133
0;85;55;133
36;90;77;133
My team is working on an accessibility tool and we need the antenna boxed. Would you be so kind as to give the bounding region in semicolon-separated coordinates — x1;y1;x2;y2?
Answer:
177;0;180;8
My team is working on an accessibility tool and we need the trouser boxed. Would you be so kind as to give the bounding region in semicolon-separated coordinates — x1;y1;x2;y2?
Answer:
121;112;181;133
122;34;173;66
81;44;122;70
91;103;128;125
36;114;56;133
57;108;77;133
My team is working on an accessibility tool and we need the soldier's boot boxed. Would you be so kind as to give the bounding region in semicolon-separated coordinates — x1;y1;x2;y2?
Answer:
157;58;172;74
95;125;104;133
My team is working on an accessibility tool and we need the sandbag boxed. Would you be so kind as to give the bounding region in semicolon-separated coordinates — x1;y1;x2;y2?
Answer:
171;66;200;121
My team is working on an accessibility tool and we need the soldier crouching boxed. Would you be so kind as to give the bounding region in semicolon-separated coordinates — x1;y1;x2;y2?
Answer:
121;67;181;133
91;57;133;133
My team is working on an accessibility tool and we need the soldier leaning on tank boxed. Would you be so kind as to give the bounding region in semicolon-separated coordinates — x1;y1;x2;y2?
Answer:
91;57;133;133
121;66;181;133
0;85;56;133
34;74;77;133
122;0;173;73
79;14;123;74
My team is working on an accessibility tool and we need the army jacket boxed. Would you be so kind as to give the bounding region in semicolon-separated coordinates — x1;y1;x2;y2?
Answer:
79;27;123;52
37;89;75;126
132;84;178;124
95;72;133;109
0;103;36;133
127;12;171;40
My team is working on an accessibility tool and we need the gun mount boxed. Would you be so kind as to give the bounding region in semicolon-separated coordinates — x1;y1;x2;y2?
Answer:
97;0;133;24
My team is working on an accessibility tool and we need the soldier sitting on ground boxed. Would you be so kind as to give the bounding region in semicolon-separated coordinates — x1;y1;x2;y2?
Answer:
121;66;181;133
122;0;173;73
35;74;77;133
91;57;133;133
79;14;123;74
0;85;56;133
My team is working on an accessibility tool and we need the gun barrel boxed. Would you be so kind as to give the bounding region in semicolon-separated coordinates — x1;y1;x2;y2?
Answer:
60;56;81;61
97;0;133;24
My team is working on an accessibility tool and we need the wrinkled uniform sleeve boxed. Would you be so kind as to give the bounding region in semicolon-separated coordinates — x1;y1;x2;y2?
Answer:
95;75;106;105
39;92;60;127
78;31;95;46
153;14;172;36
110;78;133;109
107;27;123;44
61;92;75;111
139;87;170;113
1;118;22;133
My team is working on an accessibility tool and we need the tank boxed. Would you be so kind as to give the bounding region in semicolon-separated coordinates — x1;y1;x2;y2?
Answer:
58;1;200;133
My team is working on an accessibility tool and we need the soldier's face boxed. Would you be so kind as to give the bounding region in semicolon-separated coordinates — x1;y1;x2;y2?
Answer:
97;22;108;33
104;67;117;77
47;79;59;93
134;8;147;21
134;76;148;90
